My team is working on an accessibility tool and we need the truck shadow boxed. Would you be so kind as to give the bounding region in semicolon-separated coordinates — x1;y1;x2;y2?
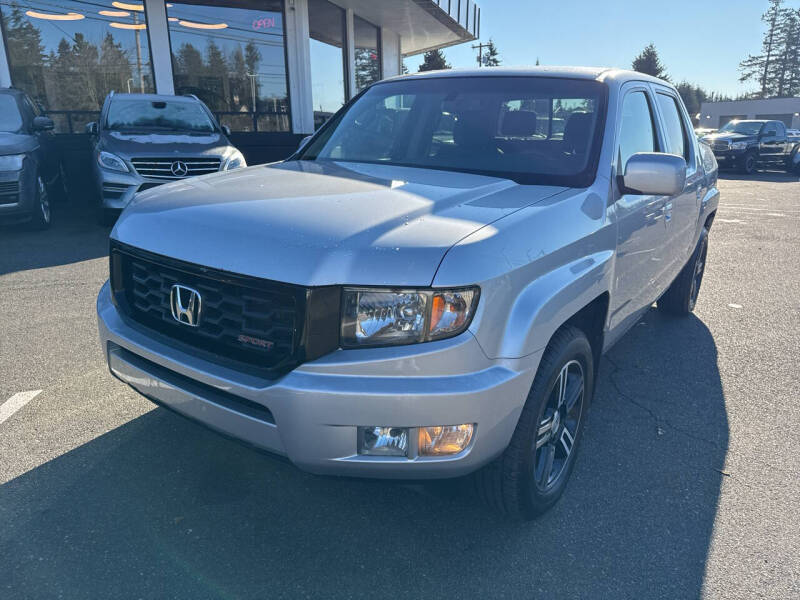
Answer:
0;309;727;599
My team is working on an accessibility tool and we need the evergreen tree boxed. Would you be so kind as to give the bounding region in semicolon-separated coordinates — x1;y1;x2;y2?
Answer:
418;49;450;72
632;43;669;80
99;33;132;97
480;40;501;67
739;0;785;97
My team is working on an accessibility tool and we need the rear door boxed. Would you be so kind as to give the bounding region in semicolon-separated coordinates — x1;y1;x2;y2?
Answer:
758;121;782;163
609;84;668;331
653;88;702;286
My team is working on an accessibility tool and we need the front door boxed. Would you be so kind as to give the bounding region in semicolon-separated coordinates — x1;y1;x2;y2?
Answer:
609;86;668;331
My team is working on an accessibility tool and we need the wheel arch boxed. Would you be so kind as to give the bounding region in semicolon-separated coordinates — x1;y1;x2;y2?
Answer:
485;251;614;362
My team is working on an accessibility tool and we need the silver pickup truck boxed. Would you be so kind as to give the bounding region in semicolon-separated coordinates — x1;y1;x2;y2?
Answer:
97;67;719;519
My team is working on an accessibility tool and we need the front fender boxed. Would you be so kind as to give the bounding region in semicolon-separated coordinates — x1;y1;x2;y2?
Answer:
490;251;613;359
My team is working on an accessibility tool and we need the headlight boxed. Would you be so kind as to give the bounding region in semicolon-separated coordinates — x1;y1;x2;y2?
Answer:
730;141;748;150
98;151;129;172
341;287;479;347
224;150;246;170
0;154;25;171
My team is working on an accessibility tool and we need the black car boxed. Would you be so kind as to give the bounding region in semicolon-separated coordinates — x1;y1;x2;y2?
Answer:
0;88;65;229
702;119;800;174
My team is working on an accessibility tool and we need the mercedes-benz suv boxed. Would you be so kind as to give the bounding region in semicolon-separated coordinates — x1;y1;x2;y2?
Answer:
87;93;246;225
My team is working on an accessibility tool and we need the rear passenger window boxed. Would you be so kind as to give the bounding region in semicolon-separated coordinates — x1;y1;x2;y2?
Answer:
656;93;689;161
618;91;657;169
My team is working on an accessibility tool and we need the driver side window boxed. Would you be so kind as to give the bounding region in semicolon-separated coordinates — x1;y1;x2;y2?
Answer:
618;90;657;171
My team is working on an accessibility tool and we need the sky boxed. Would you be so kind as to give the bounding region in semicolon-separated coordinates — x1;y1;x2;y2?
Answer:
405;0;800;97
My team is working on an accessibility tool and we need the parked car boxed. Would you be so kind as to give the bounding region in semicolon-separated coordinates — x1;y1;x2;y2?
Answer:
87;92;246;225
0;88;65;230
97;67;719;519
787;128;800;143
702;119;800;174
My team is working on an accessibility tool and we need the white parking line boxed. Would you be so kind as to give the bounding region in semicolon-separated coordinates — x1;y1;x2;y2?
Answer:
0;390;42;425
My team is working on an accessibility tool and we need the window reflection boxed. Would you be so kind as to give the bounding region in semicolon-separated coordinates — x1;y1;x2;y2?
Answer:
308;0;345;130
166;0;290;132
0;0;155;132
354;15;379;93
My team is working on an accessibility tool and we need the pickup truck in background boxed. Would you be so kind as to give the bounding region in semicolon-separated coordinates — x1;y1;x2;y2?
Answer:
702;119;800;174
98;67;720;519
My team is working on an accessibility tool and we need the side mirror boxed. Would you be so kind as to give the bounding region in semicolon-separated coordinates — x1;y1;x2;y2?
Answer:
32;116;54;131
221;124;231;136
85;121;98;135
622;153;686;196
298;135;313;151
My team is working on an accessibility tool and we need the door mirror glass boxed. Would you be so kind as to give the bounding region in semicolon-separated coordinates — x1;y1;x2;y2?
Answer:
32;116;54;131
85;121;98;135
622;152;686;196
221;124;232;137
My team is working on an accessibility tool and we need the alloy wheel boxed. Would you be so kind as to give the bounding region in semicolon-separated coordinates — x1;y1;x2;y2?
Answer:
534;359;584;491
38;177;50;224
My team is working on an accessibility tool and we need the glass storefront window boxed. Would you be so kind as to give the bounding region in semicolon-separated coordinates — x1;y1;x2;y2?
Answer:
0;0;155;132
353;15;379;93
166;0;290;132
308;0;345;130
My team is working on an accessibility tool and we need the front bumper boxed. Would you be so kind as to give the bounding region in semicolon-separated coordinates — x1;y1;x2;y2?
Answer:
712;149;746;164
94;167;169;211
0;161;36;220
97;281;537;478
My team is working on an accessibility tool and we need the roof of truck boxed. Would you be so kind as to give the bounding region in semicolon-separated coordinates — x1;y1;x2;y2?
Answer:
384;66;671;87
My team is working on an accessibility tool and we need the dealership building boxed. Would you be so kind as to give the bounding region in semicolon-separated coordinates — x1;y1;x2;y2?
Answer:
699;97;800;130
0;0;480;163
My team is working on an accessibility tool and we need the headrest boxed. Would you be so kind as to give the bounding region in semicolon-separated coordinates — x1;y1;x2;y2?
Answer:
563;112;594;152
500;110;538;137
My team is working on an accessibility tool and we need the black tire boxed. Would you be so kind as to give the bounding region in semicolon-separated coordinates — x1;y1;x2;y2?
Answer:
27;174;51;231
739;150;757;175
474;326;593;520
788;147;800;174
658;228;709;316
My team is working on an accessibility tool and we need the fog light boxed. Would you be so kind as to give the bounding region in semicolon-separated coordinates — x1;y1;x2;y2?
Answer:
358;426;409;456
418;424;474;456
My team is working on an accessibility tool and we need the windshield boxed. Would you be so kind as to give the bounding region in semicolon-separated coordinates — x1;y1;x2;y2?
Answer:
0;95;23;133
719;121;763;135
106;99;216;133
298;76;608;186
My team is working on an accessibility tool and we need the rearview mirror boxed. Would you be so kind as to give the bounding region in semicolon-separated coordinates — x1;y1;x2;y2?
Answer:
221;124;231;136
85;121;98;135
32;116;54;131
622;153;686;196
298;135;313;151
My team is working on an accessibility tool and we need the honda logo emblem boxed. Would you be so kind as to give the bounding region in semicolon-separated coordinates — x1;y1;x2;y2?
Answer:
170;284;201;327
170;161;189;177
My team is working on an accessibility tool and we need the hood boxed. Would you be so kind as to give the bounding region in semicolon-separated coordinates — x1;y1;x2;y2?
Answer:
101;130;232;157
113;160;568;286
0;132;37;155
704;132;755;143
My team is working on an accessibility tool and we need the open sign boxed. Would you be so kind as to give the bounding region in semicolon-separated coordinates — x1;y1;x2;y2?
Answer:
252;16;276;30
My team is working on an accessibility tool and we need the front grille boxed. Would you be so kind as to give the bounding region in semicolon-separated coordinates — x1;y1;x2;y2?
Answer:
131;157;222;179
110;242;340;376
713;142;730;152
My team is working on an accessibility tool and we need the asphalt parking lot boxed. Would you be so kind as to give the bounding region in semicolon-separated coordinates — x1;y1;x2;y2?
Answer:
1;172;799;599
